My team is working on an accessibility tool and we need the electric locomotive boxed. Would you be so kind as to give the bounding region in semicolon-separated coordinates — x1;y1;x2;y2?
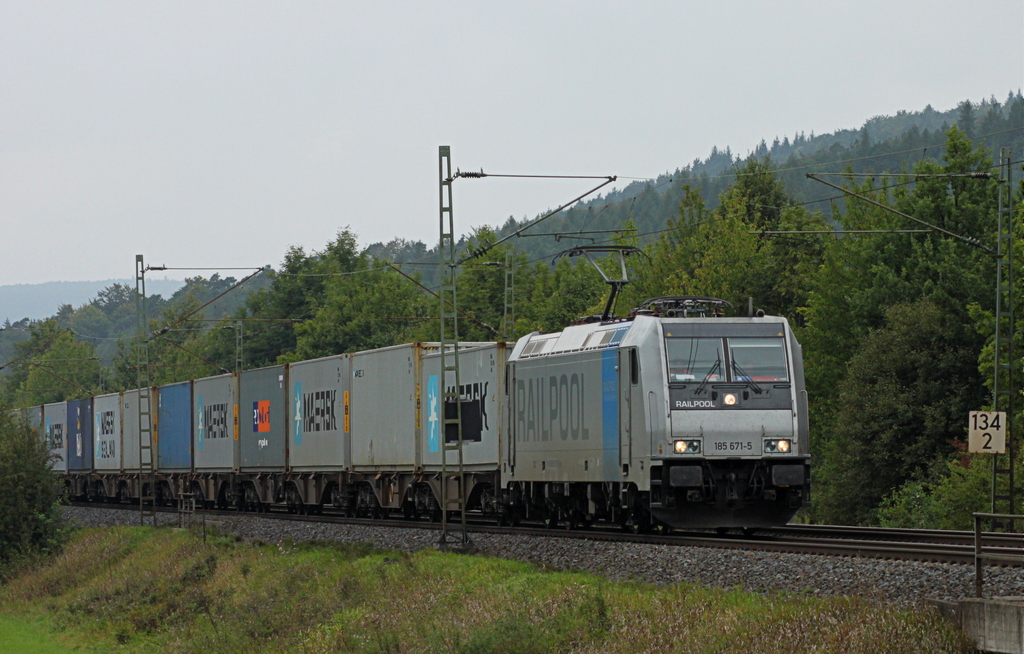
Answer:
502;296;809;531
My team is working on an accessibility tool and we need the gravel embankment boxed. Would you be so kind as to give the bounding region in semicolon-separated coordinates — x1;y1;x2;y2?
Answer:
64;506;1023;605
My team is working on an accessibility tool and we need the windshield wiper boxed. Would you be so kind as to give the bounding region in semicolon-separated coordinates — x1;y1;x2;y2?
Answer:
730;361;763;394
695;358;720;395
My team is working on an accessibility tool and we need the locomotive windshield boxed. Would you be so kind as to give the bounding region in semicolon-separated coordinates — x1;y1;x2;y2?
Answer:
666;336;788;383
666;338;724;382
728;338;789;382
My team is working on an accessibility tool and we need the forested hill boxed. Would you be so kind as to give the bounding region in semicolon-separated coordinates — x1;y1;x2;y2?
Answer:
366;93;1024;264
5;93;1022;531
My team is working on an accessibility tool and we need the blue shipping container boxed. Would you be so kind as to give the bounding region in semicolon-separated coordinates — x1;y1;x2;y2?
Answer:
66;398;94;472
158;381;193;472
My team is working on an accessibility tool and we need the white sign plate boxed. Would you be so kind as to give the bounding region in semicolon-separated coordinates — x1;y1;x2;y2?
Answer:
969;411;1006;454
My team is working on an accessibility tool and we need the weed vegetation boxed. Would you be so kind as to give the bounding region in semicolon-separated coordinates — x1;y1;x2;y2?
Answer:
0;404;69;582
0;527;972;654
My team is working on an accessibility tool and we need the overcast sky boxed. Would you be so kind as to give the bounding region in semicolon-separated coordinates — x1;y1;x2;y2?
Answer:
1;1;1021;285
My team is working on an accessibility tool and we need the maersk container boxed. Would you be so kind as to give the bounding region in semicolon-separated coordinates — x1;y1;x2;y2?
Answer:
193;373;238;472
350;343;421;470
288;355;349;472
157;381;193;473
43;402;68;472
420;343;506;470
239;365;287;472
66;398;94;473
93;392;122;472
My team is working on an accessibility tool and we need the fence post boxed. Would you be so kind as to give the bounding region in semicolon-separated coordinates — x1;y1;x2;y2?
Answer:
974;513;983;598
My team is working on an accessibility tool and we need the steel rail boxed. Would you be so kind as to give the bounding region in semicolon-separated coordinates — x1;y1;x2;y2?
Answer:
68;502;1024;567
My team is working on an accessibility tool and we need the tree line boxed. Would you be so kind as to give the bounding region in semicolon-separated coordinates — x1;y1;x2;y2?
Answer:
3;120;1022;530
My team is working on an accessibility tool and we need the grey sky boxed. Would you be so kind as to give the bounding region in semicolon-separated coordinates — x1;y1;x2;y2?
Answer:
2;1;1021;285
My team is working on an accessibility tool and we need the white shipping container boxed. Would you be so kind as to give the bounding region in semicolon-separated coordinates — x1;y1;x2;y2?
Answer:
93;392;122;472
43;402;67;473
420;343;506;470
193;374;238;472
350;344;421;470
288;355;349;472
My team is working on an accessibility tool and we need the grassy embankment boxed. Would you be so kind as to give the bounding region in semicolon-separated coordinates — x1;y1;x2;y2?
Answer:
0;526;972;654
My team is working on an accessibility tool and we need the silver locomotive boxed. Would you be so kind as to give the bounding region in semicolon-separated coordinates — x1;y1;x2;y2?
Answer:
502;297;809;531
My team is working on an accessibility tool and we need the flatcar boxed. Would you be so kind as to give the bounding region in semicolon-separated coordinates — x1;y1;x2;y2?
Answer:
22;296;810;532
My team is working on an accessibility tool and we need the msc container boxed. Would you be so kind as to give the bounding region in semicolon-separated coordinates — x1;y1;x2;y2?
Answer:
121;389;142;472
157;381;193;473
43;402;68;472
193;373;238;472
288;355;350;472
350;343;421;470
66;398;94;473
239;365;287;472
93;392;122;472
420;343;506;470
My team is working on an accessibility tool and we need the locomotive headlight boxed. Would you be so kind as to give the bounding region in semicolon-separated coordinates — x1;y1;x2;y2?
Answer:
674;439;702;454
763;439;792;454
723;393;737;406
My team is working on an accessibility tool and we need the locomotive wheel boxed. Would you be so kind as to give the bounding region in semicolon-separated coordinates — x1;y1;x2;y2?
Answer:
563;513;576;531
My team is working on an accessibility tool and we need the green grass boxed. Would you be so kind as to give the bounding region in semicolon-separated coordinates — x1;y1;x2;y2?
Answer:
0;527;974;654
0;614;76;653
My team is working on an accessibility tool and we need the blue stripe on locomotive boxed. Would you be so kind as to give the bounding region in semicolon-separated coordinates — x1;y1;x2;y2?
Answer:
601;349;618;481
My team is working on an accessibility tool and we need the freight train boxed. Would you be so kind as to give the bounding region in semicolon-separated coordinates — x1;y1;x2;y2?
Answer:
16;297;810;531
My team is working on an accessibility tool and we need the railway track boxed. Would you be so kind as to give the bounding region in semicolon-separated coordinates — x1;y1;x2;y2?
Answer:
68;502;1024;567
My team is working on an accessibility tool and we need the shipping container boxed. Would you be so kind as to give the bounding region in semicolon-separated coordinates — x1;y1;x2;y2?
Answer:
23;405;44;444
157;381;193;473
121;389;141;472
193;373;238;472
288;355;349;471
420;343;506;470
350;343;421;470
93;392;122;472
239;365;287;471
66;398;94;473
43;402;67;472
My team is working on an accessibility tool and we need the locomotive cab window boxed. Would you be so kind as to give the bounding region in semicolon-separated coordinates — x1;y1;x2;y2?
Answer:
727;338;788;382
666;338;724;383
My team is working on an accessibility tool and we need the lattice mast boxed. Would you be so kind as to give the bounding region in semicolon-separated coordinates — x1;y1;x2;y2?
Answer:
438;146;470;547
991;148;1015;515
134;255;157;526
